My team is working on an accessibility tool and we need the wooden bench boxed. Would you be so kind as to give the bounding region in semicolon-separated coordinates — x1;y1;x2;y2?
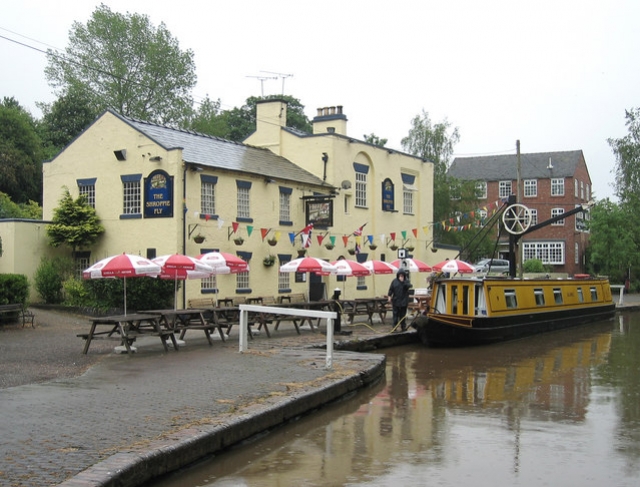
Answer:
188;297;217;308
279;292;306;304
0;303;35;328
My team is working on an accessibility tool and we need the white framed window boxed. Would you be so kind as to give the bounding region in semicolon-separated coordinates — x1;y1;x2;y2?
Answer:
475;209;487;228
236;269;249;289
476;181;487;199
523;241;565;265
77;178;96;208
201;274;217;292
499;180;512;198
278;257;291;291
529;208;538;226
551;178;564;196
551;208;565;225
586;184;590;201
580;181;584;200
121;174;141;215
574;179;579;197
236;180;252;219
401;173;416;214
524;179;537;197
200;175;217;215
354;163;368;208
279;188;291;222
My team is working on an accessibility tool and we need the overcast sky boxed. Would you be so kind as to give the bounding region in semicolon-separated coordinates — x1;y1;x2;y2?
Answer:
2;0;639;201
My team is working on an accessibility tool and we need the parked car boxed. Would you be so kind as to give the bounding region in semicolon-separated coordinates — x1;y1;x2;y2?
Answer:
473;258;510;274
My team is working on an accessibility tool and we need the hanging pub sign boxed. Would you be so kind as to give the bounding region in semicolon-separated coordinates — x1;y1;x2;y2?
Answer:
305;198;333;228
144;169;174;218
382;178;395;212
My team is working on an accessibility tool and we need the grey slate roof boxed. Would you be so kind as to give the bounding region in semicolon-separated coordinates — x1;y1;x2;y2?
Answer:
111;110;332;189
448;150;586;181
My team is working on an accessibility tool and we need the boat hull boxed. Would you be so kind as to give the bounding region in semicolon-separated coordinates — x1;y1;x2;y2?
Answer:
414;303;616;347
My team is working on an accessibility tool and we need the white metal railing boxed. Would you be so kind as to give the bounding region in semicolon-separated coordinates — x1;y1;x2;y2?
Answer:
238;304;337;369
610;285;625;306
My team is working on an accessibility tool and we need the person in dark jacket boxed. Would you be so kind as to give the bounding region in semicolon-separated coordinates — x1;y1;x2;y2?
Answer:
387;269;412;331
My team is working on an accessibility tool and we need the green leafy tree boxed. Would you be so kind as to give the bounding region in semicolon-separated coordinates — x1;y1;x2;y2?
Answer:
0;192;42;219
184;96;229;136
44;4;196;125
608;108;640;207
363;133;388;147
587;199;639;283
401;110;468;247
46;188;105;256
37;87;98;153
0;97;43;204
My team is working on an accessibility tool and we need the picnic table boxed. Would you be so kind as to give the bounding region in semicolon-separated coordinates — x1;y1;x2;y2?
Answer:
142;308;226;345
79;313;177;354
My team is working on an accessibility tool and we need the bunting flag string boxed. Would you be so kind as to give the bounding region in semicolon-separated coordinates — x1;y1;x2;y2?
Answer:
342;235;350;247
260;228;270;241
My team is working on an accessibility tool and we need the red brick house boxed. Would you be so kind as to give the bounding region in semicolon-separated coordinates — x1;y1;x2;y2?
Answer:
448;150;592;276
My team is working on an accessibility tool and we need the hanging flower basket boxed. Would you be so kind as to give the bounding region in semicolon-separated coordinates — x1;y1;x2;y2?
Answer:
233;237;244;246
389;244;398;251
369;244;378;250
193;234;205;244
263;255;275;267
267;238;278;246
348;248;356;255
406;246;415;252
297;249;307;257
324;243;335;250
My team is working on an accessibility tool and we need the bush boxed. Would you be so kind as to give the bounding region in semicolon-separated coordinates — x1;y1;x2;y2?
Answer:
63;277;93;307
0;273;30;306
523;258;549;273
34;257;74;304
84;277;175;313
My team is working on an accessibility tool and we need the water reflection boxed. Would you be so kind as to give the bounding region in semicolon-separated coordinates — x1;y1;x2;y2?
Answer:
152;314;640;487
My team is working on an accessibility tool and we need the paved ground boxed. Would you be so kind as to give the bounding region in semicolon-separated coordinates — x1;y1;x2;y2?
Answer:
0;306;399;487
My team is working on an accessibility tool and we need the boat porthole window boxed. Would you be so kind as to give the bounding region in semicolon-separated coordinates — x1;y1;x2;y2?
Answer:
553;288;563;304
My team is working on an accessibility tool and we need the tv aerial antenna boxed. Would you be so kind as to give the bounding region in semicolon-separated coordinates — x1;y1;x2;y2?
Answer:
261;71;294;94
246;75;278;96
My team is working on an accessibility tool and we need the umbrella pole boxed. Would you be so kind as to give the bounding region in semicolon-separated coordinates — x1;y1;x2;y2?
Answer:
174;278;178;310
124;277;127;316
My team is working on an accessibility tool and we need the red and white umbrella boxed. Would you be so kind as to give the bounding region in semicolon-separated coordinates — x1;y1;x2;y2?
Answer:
362;260;399;275
279;257;336;274
83;253;161;314
153;254;214;309
432;259;475;274
316;259;371;277
390;258;432;273
197;251;249;271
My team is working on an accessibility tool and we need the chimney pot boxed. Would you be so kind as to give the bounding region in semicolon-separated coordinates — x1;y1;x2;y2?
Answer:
329;106;336;115
337;105;343;114
317;108;323;117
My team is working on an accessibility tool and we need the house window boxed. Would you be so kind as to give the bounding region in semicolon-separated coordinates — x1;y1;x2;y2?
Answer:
499;180;512;198
235;252;251;291
77;178;96;208
575;242;579;264
551;208;565;225
475;209;487;228
580;181;584;200
523;242;565;265
201;274;218;292
121;174;142;216
236;180;252;221
279;187;292;223
200;175;217;216
574;179;579;197
278;255;291;291
402;173;416;214
476;181;487;199
74;251;91;279
586;184;590;201
524;179;537;197
529;209;538;226
551;178;564;196
353;163;369;208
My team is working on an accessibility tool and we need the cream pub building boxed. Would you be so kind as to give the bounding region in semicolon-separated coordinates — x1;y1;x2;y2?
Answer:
39;101;438;307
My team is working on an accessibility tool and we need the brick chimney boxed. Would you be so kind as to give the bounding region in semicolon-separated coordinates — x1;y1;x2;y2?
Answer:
312;106;347;135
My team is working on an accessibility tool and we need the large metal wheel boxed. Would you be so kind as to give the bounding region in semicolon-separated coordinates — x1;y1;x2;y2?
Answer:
502;203;532;235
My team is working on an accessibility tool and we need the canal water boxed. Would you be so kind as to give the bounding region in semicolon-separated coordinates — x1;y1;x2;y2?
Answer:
152;312;640;486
